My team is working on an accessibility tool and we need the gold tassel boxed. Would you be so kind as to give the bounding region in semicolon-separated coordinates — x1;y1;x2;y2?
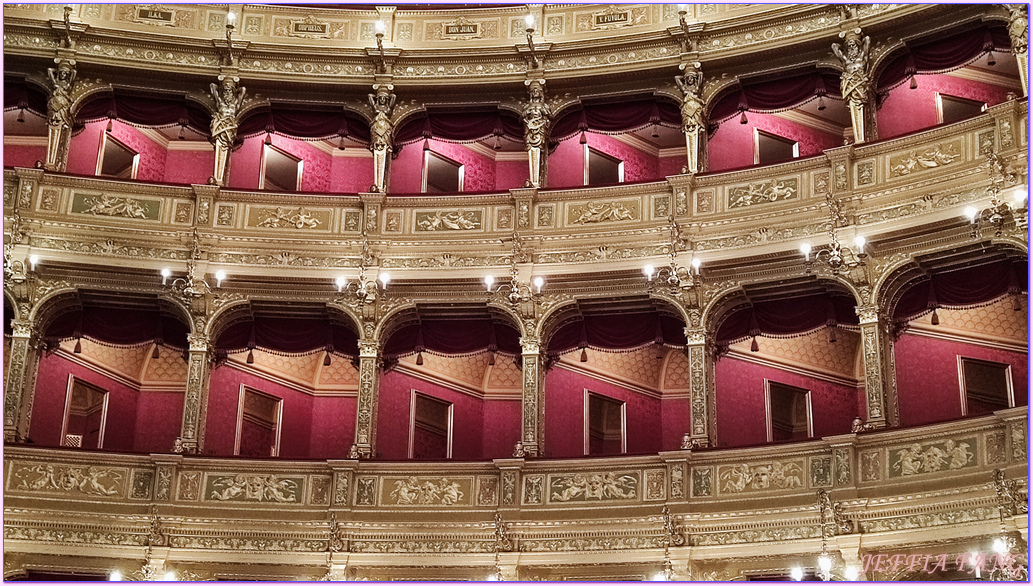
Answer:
152;344;160;359
324;351;332;366
74;338;82;354
656;345;664;360
580;348;588;362
488;352;496;366
817;96;826;111
750;336;759;352
909;76;918;90
579;131;587;145
416;351;424;365
930;308;939;325
246;348;254;363
827;328;837;343
739;111;748;125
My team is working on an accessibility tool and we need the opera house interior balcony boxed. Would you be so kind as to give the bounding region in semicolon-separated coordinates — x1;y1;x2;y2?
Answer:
3;2;1029;581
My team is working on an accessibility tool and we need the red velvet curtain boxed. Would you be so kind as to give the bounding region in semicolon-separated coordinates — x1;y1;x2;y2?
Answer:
4;76;47;115
892;259;1027;324
382;319;521;358
546;312;686;356
876;25;1011;93
74;91;212;135
394;108;525;146
215;317;359;356
708;71;843;124
237;104;371;144
714;292;859;348
550;95;681;142
44;307;190;350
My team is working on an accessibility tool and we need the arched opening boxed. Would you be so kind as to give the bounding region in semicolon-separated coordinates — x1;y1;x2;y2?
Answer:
707;68;845;173
711;280;861;448
547;94;684;188
886;248;1027;427
541;297;688;457
377;305;522;460
209;301;361;458
874;23;1019;140
391;107;526;194
232;103;372;193
30;291;190;452
67;89;213;184
3;76;48;168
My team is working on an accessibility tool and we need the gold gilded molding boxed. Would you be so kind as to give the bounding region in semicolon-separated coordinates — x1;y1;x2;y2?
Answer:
414;209;482;231
717;459;805;494
383;476;472;506
72;193;160;220
889;141;962;177
205;473;305;503
548;471;639;502
728;178;798;208
567;200;639;225
7;462;127;498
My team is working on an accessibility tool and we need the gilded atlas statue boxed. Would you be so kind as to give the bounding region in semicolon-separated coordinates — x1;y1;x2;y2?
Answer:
209;76;246;185
369;84;396;193
45;58;76;170
832;28;872;144
523;78;550;188
675;63;705;174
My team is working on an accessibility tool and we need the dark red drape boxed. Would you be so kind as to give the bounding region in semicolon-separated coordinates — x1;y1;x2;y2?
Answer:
394;108;525;146
876;25;1010;92
714;292;859;347
709;71;843;124
546;312;686;356
44;307;190;349
237;105;372;143
4;76;47;115
215;316;359;356
550;95;681;142
382;319;521;358
74;91;212;135
892;258;1027;324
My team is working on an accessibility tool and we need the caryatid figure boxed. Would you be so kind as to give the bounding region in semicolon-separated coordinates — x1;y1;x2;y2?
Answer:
832;29;872;143
523;79;551;188
45;58;76;170
209;77;246;185
1009;4;1028;96
675;63;705;174
368;84;396;192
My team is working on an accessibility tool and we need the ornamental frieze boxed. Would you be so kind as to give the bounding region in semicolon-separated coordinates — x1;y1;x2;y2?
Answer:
382;476;472;506
4;525;147;546
204;473;305;503
547;471;639;503
567;200;639;225
717;459;805;494
7;462;128;498
30;237;189;261
249;206;327;230
728;178;798;209
168;535;325;551
414;209;483;232
520;535;662;552
351;540;494;554
689;524;820;546
859;505;998;533
888;437;978;478
889;141;962;177
72;193;161;220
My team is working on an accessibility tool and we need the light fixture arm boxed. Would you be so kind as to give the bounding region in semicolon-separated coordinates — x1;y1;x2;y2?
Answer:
645;217;700;290
525;23;539;68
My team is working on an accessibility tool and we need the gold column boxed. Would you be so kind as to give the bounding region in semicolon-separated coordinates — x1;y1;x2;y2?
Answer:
684;327;712;447
856;305;889;427
3;319;40;443
519;336;543;457
353;340;381;458
177;333;212;453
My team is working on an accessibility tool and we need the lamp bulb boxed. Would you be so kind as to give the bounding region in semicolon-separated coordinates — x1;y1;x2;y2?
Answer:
790;567;804;581
109;570;122;581
965;206;978;222
691;257;701;272
29;254;39;270
161;268;171;284
214;270;226;286
375;19;385;33
532;276;544;292
163;571;176;581
844;566;858;581
335;276;347;292
524;14;534;29
484;275;495;290
378;273;391;287
643;264;655;280
853;235;866;249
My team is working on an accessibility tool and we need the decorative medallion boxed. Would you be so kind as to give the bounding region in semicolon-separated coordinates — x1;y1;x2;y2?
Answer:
811;456;832;487
568;200;639;224
856;160;875;185
691;467;713;497
536;204;555;228
547;471;639;502
72;193;160;220
717;460;804;493
728;178;798;208
177;471;201;501
355;477;377;505
522;474;544;505
216;204;235;227
309;475;331;505
415;209;482;231
889;141;961;177
130;469;153;499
